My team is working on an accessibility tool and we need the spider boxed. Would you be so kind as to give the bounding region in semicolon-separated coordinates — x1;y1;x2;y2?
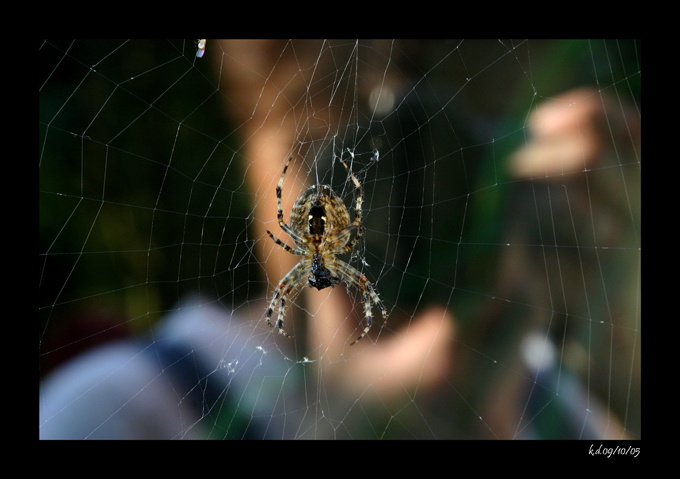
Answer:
265;157;387;345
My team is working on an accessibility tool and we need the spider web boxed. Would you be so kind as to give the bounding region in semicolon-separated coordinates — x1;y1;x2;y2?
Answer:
39;39;641;441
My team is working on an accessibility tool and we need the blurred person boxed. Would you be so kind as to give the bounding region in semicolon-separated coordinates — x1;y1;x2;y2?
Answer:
483;87;640;439
39;40;455;439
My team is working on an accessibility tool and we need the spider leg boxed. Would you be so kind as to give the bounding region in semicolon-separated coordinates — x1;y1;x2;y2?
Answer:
351;289;373;346
265;258;310;339
267;229;303;255
276;157;308;246
335;259;387;345
340;160;364;251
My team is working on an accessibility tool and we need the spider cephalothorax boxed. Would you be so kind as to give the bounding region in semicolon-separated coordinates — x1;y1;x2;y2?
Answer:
309;252;340;290
265;157;387;345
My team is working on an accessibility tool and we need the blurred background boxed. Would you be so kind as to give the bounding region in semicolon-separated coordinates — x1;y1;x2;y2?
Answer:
39;39;640;439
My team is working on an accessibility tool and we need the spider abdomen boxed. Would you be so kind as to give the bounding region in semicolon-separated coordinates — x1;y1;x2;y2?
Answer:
290;185;350;245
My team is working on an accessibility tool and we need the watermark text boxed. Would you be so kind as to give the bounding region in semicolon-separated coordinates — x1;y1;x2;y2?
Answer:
589;443;640;458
